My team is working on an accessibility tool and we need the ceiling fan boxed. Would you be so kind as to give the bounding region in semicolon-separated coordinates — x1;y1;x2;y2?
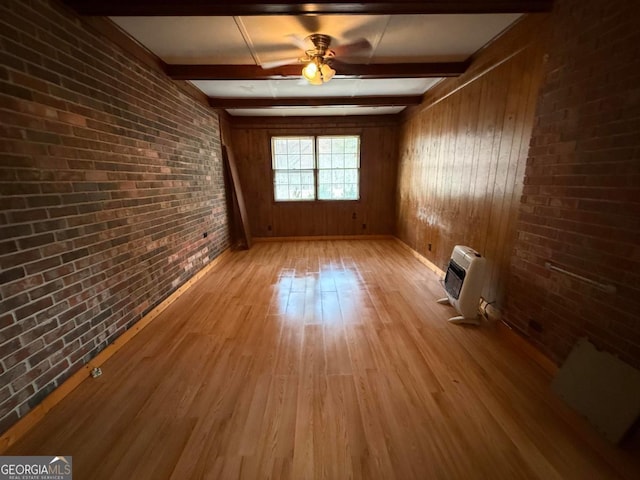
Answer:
261;33;372;85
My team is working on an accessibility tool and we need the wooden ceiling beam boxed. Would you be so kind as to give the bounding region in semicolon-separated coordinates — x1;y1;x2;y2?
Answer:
166;62;468;80
208;96;423;108
61;1;554;16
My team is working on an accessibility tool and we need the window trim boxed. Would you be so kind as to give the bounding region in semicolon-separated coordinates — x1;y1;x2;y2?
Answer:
270;134;361;203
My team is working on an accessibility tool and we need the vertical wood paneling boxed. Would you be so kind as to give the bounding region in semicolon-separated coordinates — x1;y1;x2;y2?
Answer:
229;117;399;237
396;16;548;307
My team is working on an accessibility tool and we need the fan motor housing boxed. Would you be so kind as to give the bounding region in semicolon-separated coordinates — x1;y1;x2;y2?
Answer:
307;33;332;55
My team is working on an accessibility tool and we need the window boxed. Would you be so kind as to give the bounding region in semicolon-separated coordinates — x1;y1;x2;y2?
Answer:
317;136;360;201
272;136;315;201
272;135;360;201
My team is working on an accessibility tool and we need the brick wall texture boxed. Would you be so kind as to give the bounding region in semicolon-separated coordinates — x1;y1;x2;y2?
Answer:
505;0;640;368
0;0;230;433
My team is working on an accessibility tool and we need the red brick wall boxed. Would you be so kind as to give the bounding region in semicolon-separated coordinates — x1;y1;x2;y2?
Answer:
0;0;230;433
505;0;640;369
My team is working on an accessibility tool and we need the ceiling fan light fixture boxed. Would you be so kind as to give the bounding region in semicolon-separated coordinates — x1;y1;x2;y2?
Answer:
309;75;323;86
302;61;318;82
320;63;335;82
302;57;335;85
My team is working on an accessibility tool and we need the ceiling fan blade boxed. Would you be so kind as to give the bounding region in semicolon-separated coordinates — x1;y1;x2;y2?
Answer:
260;57;302;69
332;38;372;58
296;16;321;34
286;34;310;51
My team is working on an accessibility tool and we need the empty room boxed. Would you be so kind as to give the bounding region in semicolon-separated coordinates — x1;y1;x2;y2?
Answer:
1;0;639;479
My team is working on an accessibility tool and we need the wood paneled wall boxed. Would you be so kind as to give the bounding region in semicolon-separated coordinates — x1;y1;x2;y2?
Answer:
229;116;398;237
396;15;549;307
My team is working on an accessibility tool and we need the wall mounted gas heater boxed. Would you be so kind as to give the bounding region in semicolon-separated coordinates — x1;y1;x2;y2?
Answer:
437;245;486;325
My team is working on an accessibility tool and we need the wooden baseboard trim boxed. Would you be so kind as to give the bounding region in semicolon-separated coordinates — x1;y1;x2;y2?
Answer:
393;237;445;276
253;235;394;242
0;248;232;453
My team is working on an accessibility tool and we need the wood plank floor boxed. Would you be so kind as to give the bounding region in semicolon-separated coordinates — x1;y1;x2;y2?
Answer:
6;239;640;479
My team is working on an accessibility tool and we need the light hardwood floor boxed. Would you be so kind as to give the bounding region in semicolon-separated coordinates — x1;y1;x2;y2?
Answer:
6;239;639;479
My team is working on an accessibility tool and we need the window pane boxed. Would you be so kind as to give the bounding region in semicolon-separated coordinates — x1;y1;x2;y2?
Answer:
344;154;358;168
345;137;358;153
301;170;314;185
275;171;288;185
274;154;287;169
331;137;345;153
275;185;289;201
332;154;344;169
318;183;332;200
332;169;345;183
301;185;315;199
318;154;331;169
288;172;300;185
345;169;358;184
344;184;358;200
301;139;313;154
274;139;287;154
272;137;314;169
318;170;330;183
301;154;314;169
318;138;331;153
287;141;300;154
288;154;301;169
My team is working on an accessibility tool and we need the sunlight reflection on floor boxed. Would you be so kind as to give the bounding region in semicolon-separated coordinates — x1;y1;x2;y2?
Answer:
272;264;364;325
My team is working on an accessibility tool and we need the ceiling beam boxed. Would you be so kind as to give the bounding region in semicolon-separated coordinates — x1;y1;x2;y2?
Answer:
61;1;554;16
166;62;468;80
208;96;422;108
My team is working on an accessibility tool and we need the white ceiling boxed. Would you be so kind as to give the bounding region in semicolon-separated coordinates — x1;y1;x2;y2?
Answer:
227;106;405;117
191;78;441;98
111;13;522;116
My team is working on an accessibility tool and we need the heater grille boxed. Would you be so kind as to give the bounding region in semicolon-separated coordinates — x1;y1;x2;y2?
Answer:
444;260;465;300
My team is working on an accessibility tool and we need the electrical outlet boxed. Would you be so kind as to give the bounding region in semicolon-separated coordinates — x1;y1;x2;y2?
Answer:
428;243;432;251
